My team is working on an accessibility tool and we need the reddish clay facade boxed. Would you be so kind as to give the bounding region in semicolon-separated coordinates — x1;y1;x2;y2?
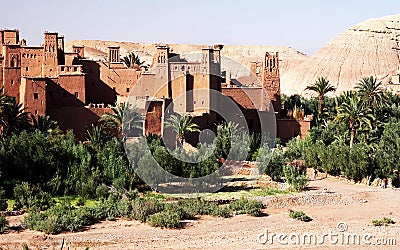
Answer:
0;28;310;142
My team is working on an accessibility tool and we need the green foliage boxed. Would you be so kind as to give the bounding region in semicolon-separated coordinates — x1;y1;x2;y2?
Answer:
346;143;371;182
165;114;200;145
147;210;181;228
130;198;163;222
283;166;308;191
0;214;7;233
372;217;395;226
320;141;349;176
375;118;400;180
289;210;312;222
13;182;53;211
228;198;264;217
257;145;284;182
303;140;325;169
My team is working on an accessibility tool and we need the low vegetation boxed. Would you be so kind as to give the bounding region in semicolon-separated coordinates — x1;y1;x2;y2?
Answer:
23;193;264;233
289;210;312;222
372;217;395;226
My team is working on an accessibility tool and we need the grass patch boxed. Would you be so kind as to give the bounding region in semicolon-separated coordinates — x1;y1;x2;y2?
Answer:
372;217;395;226
289;210;312;222
167;188;291;201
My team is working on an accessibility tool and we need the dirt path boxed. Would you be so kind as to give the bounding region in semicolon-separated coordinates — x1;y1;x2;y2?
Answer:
1;177;400;249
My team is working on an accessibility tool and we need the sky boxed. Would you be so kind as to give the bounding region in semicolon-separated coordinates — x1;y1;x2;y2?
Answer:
1;0;400;56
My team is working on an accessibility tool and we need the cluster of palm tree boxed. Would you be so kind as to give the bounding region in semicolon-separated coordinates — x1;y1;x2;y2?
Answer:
305;76;385;148
120;51;145;69
0;88;57;137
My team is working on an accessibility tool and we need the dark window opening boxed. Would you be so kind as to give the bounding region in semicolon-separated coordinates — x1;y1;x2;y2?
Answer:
26;67;29;71
113;87;116;92
34;92;39;99
11;80;14;85
34;110;38;115
126;88;130;93
74;92;79;98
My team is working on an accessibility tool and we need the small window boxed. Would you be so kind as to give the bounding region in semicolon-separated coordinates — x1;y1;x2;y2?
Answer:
113;87;116;92
26;67;29;71
34;110;38;115
50;68;52;72
11;80;14;85
126;88;130;93
34;92;39;99
74;92;79;98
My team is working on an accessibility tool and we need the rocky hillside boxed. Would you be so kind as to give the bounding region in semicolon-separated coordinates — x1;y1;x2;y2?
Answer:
282;14;400;96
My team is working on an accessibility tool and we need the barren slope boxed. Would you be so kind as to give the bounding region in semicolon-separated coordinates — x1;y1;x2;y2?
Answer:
282;14;400;96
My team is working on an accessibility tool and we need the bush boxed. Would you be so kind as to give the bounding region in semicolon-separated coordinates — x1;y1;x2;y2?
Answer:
284;166;308;191
372;217;395;226
13;182;53;210
289;211;312;222
0;215;8;233
75;196;86;207
147;210;181;228
130;198;163;222
228;198;263;217
95;184;108;199
257;145;284;182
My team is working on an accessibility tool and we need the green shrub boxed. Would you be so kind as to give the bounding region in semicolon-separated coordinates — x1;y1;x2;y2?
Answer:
289;211;312;222
95;184;108;199
13;182;53;211
257;145;284;182
283;166;308;191
209;205;231;218
75;196;86;206
147;210;181;228
228;198;263;217
0;215;8;233
130;198;163;222
372;217;395;226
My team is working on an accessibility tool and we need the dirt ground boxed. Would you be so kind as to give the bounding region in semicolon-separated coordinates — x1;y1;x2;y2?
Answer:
1;176;400;250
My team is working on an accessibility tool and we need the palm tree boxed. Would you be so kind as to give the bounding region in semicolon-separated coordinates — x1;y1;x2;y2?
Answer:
32;115;58;134
335;91;375;147
356;76;385;109
86;124;110;148
100;102;143;137
305;77;336;116
165;114;200;145
0;95;31;136
120;52;145;68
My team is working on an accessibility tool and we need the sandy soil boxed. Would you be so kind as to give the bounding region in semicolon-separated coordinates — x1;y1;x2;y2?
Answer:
1;177;400;249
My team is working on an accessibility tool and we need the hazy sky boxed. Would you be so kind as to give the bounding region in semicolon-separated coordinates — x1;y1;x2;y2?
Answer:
1;0;400;55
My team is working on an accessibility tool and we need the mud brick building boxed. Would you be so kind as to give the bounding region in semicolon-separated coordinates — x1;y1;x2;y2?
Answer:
0;29;310;141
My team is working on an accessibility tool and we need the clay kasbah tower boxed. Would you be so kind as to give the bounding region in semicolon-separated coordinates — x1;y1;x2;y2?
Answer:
0;28;311;141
